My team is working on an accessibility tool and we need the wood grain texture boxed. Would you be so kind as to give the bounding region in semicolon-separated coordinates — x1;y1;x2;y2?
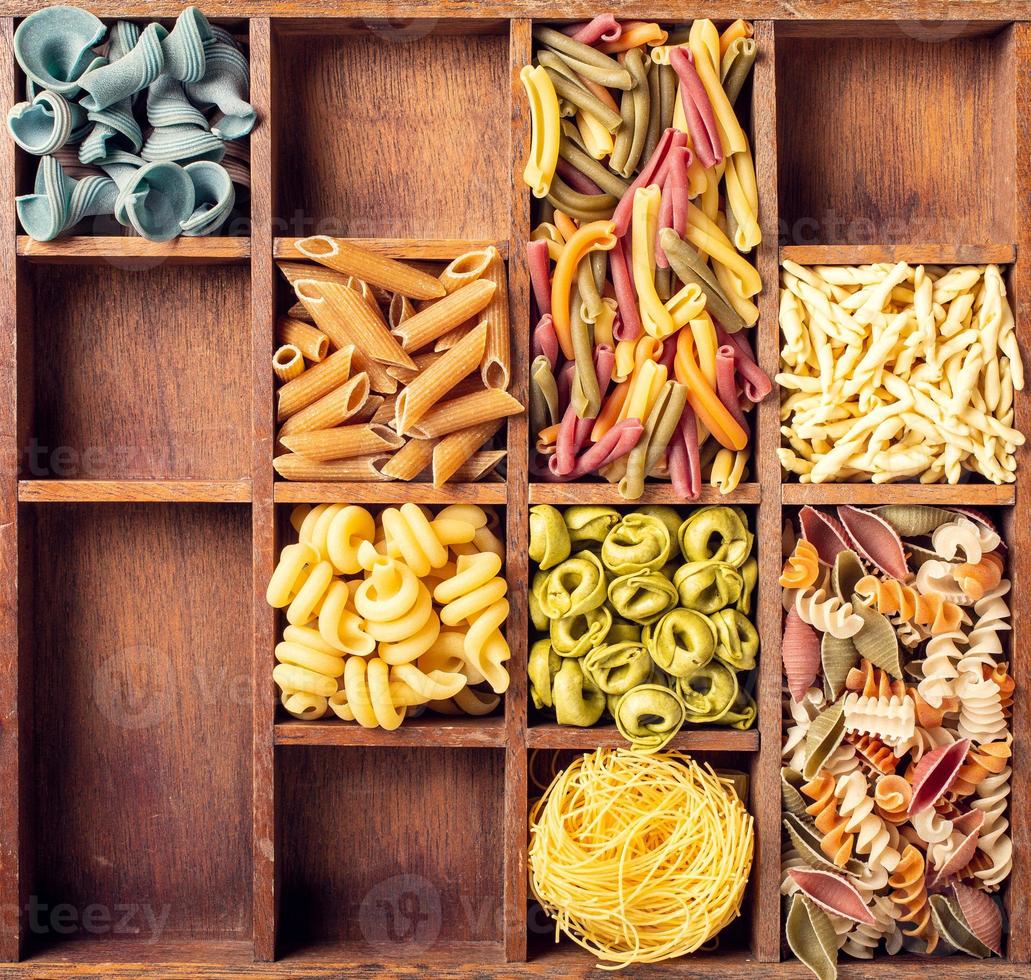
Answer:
250;16;279;964
275;239;509;261
274;28;509;240
777;32;1008;246
783;484;1015;506
18;480;252;503
275;715;504;747
781;244;1016;266
26;263;250;481
27;504;252;942
524;724;759;753
17;237;250;264
274;483;507;504
528;484;761;505
750;20;782;965
279;747;504;946
504;18;531;964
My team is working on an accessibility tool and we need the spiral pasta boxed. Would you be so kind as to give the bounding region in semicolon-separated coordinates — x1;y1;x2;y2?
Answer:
779;539;820;589
267;504;511;727
789;587;863;639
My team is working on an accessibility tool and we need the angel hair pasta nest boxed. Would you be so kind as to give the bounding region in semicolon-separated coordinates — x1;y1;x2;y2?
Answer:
528;748;754;968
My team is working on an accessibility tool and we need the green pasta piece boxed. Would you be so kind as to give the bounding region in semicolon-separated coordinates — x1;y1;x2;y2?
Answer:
802;702;845;780
928;895;994;959
616;48;650;179
546;173;617;221
781;767;809;816
583;641;653;696
831;549;866;604
677;659;739;723
783;813;865;877
552;658;607;727
608;619;642;645
148;74;208;130
613;684;686;752
657;63;677;135
540;551;608;618
13;5;106;96
724;689;757;730
643;382;687;475
564;506;620;544
660;228;748;332
619;380;685;500
101;151;196;241
608;571;679;625
786;895;839;980
646;607;716;678
181;160;234;237
576;254;605;324
550;606;612;658
16;154;116;242
654;266;674;303
77;21;165;112
673;561;744;614
601;513;671;574
540;58;623;133
872;504;955;537
608;82;635;177
530;355;559;435
569;293;601;419
679;505;754;568
642;60;663;164
6;89;86;155
533;26;633;90
719;37;757;109
711;608;758;671
528;639;560;709
529;504;571;571
821;633;858;700
737;557;758;615
530;570;551;631
636;507;684;560
850;596;904;678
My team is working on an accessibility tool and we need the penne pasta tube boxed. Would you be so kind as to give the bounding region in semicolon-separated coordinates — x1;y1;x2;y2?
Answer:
273;453;394;482
277;316;329;362
277;260;350;288
351;394;384;424
392;279;496;353
380;436;438;481
480;251;511;390
439;246;496;294
279;374;371;438
277;346;354;422
273;344;305;383
281;424;404;462
432;420;503;487
396;321;488;435
389;293;416;330
371;394;398;425
450;451;507;482
434;322;473;352
285;300;313;323
295;278;416;371
293;237;445;300
410;389;524;440
387;350;437;384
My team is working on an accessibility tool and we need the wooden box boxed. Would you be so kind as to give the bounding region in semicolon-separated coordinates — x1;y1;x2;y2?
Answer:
0;4;1028;978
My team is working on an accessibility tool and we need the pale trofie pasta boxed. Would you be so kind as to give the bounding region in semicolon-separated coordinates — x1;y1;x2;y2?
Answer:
268;504;511;727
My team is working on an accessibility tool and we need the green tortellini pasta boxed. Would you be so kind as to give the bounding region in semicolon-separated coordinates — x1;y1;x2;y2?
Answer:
550;606;612;658
613;684;686;753
540;551;607;618
607;571;679;624
600;513;671;574
607;619;642;644
528;639;560;710
737;556;758;615
678;506;753;568
676;659;740;723
530;570;551;631
673;561;744;613
529;504;571;571
583;641;653;695
563;505;621;544
711;608;759;671
635;506;684;560
644;608;716;678
552;657;606;727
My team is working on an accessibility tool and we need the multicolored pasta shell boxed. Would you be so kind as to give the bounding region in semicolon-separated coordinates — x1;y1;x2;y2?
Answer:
837;504;908;580
782;607;820;702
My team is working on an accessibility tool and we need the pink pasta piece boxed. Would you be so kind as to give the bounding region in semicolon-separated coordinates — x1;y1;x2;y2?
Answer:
668;404;701;500
909;738;970;815
668;47;722;168
550;418;644;480
555;156;603;195
658;336;677;374
837;504;908;580
716;345;749;434
952;881;1003;955
527;239;552;318
612;128;686;236
609;235;642;341
532;313;560;370
668;145;690;238
561;14;622;44
782;608;820;702
929;809;984;886
553;346;615;476
655;170;674;269
787;869;876;925
716;325;772;402
799;505;851;565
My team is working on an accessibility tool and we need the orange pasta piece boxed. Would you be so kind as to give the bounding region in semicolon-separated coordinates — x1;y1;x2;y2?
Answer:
550;221;618;359
553;210;579;242
719;19;753;55
674;329;747;451
590;381;631;442
598;22;668;52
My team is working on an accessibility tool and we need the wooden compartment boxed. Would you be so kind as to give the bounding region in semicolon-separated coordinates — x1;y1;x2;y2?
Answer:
776;22;1016;247
17;260;251;485
18;502;252;955
277;745;505;962
271;20;511;240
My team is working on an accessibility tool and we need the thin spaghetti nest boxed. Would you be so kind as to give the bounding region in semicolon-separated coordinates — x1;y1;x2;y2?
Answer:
528;748;754;969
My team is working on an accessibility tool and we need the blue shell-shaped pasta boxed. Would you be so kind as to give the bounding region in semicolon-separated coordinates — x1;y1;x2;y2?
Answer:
108;158;195;242
16;155;117;241
78;100;143;163
159;7;212;83
7;90;86;155
77;22;165;113
14;5;106;96
147;75;208;129
140;123;225;164
181;160;235;236
186;27;256;140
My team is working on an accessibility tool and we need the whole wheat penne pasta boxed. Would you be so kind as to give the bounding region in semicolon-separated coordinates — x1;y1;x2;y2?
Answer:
438;247;496;294
273;344;305;383
351;394;384;424
273;453;395;482
479;251;511;390
386;350;437;384
396;321;489;435
281;423;404;462
410;389;523;440
295;279;416;371
371;394;398;426
285;300;313;323
434;322;472;352
278;260;352;289
278;374;371;437
449;450;507;482
391;279;496;353
294;236;445;301
389;293;417;330
380;437;438;481
432;419;504;486
276;346;354;422
277;316;329;362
